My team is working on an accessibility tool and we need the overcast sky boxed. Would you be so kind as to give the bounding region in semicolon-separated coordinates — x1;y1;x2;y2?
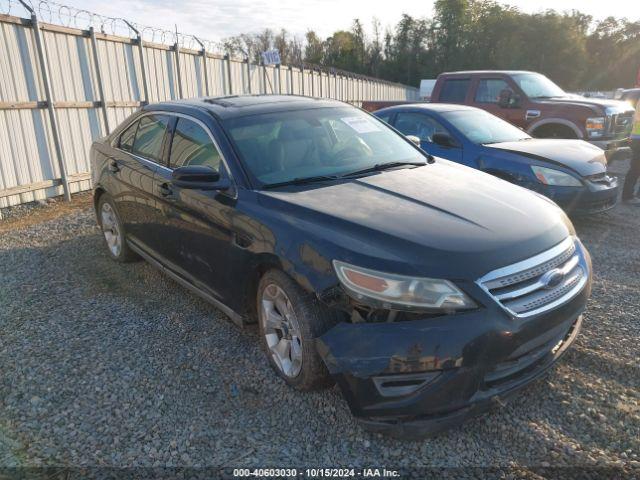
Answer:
51;0;640;43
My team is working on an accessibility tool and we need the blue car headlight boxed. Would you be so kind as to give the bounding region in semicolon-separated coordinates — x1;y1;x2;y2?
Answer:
531;166;583;187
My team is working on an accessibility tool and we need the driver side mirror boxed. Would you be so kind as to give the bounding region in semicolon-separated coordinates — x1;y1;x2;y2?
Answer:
406;135;422;148
172;165;230;191
432;132;458;148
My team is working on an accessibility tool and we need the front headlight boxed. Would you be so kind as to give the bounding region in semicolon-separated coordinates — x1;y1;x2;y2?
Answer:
333;260;476;311
531;166;583;187
586;116;605;138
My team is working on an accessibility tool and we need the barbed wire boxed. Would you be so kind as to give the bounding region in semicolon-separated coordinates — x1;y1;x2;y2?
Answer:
0;0;224;51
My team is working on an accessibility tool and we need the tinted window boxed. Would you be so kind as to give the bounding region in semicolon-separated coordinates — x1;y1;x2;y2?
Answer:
376;112;392;124
439;79;470;103
394;112;449;142
132;114;170;163
119;121;138;152
223;107;425;186
170;118;222;171
475;79;512;103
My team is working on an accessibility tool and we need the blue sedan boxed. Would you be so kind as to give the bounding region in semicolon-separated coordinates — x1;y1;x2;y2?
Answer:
374;104;619;215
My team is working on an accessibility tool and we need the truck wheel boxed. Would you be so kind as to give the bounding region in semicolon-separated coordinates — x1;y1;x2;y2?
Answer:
257;269;335;390
531;124;579;139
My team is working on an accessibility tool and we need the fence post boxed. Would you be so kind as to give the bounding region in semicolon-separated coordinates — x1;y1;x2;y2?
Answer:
89;27;110;135
193;37;209;97
123;21;149;105
225;54;233;95
289;65;293;95
276;64;282;94
246;57;252;94
29;12;71;201
174;42;183;99
300;64;304;96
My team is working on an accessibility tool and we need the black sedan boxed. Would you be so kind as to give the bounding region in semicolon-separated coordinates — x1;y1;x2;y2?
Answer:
91;95;592;437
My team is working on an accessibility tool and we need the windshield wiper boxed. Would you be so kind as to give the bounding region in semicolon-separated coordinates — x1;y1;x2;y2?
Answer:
340;161;427;178
262;174;341;189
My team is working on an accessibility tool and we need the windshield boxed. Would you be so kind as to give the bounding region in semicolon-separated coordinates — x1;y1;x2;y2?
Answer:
223;107;424;186
442;109;531;144
511;73;566;99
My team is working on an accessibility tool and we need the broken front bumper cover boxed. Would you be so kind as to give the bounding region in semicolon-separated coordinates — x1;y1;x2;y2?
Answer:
316;287;588;439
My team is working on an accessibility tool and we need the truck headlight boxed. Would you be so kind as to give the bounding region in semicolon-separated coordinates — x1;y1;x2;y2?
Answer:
586;116;605;138
531;166;583;187
333;260;476;311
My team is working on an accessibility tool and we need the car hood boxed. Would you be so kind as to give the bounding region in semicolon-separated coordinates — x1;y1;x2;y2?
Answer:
485;139;607;176
258;160;572;280
536;96;634;115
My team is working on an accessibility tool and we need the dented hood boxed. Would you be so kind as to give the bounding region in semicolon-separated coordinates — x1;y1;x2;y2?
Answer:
258;160;572;280
486;139;607;177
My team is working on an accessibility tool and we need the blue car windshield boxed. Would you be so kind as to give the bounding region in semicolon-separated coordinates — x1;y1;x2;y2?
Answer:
223;107;425;186
441;109;531;144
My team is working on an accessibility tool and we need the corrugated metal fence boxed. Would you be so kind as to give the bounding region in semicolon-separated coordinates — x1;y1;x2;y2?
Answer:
0;11;419;212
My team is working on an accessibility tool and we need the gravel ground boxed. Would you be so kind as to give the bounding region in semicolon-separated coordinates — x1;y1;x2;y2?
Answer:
0;161;639;477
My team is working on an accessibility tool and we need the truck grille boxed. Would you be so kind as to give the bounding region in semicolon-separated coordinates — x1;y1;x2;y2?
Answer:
477;237;588;317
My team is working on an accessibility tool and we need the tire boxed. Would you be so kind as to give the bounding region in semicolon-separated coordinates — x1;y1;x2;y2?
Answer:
97;193;138;263
257;269;335;390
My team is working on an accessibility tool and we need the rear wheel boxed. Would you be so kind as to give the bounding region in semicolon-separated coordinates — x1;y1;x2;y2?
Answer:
257;270;335;390
97;194;138;262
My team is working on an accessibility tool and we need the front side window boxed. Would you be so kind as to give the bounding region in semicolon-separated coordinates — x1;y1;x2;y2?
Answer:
170;118;222;172
223;107;425;186
475;79;512;103
394;112;449;143
439;79;470;103
441;109;530;144
131;114;170;163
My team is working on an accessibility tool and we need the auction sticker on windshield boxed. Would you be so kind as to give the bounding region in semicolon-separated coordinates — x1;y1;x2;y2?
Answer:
341;116;381;133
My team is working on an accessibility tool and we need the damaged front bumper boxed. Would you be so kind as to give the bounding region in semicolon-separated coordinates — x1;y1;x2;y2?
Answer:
316;285;589;439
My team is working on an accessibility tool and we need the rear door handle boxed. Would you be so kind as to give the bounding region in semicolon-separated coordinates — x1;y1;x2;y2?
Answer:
108;160;120;173
159;183;173;197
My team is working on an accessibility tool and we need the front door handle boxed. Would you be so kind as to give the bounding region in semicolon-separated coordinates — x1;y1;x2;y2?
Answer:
159;183;173;197
108;160;120;173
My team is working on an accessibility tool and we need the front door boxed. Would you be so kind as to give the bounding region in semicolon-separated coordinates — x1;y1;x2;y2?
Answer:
393;111;463;163
154;116;238;303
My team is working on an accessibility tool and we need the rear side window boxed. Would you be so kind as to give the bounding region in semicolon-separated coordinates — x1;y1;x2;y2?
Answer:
132;114;170;163
170;118;222;172
376;112;392;124
475;79;512;103
439;79;470;103
119;121;138;152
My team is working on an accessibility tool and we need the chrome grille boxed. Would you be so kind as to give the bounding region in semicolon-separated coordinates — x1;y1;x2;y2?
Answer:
608;112;634;137
478;237;588;317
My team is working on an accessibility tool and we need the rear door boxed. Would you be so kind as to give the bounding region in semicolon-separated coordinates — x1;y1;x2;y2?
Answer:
111;113;172;257
109;114;171;253
392;111;463;162
436;77;471;105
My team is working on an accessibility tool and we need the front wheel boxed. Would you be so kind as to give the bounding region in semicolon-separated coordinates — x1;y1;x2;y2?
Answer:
97;194;138;262
257;270;335;390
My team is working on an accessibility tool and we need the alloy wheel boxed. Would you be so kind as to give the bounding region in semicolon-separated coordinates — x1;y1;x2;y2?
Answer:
100;202;122;257
260;283;303;378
